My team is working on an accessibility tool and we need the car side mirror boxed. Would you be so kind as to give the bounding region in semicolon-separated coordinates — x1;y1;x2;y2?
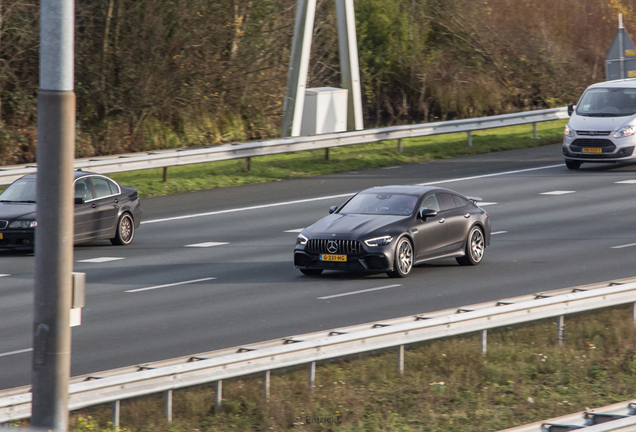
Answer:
329;206;338;214
567;103;574;117
74;197;85;205
419;208;437;220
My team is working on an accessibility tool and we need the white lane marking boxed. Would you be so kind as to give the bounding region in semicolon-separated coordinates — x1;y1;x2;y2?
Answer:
317;284;402;300
477;202;498;207
611;243;636;249
185;242;229;248
491;231;508;235
78;257;125;263
0;348;32;358
0;274;9;278
142;164;564;225
284;228;305;233
540;191;575;195
615;180;636;184
125;277;217;293
382;166;402;170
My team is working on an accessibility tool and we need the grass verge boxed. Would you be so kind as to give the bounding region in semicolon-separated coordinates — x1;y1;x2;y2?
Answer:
38;304;636;432
109;120;567;198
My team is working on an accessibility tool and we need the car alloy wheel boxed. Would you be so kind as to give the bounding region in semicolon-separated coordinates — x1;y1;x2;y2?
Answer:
388;237;412;278
457;226;484;266
111;213;134;245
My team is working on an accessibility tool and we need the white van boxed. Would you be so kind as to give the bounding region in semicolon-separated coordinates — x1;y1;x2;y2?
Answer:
563;78;636;169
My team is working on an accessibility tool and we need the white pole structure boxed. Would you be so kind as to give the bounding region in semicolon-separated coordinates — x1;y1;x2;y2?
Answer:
620;14;625;79
31;0;76;428
281;0;317;138
335;0;363;131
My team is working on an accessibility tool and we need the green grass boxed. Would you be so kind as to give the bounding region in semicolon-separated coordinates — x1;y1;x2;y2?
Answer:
109;120;567;198
49;304;636;432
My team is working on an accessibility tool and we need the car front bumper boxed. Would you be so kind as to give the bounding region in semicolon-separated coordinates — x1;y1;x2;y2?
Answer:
0;229;34;248
563;135;636;163
294;241;394;272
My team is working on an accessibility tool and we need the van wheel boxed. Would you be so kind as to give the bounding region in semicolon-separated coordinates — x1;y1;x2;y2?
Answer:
565;160;581;170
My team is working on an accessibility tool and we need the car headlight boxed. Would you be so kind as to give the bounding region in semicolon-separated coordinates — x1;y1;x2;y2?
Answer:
364;235;393;247
614;125;636;138
9;220;37;228
297;233;308;245
564;125;574;137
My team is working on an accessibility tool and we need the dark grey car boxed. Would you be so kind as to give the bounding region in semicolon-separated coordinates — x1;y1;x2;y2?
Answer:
294;185;491;278
0;170;141;249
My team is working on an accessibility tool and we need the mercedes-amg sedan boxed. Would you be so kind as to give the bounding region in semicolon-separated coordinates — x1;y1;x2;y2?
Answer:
294;185;490;278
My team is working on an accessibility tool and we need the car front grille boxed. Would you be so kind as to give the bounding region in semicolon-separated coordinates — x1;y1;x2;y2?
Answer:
307;239;363;255
576;131;611;136
0;221;7;230
570;139;616;153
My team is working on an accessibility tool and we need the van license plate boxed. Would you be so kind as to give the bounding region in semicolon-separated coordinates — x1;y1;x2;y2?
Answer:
582;147;602;153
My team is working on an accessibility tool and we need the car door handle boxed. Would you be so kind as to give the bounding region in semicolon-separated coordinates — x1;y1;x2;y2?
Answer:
464;213;470;218
91;204;97;208
114;199;119;203
439;218;445;223
411;228;419;233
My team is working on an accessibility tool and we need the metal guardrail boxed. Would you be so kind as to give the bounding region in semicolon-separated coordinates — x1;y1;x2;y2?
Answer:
0;107;568;185
1;276;635;426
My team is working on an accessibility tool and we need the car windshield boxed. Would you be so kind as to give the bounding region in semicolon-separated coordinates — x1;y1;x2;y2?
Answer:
0;178;36;203
576;88;636;117
339;193;418;216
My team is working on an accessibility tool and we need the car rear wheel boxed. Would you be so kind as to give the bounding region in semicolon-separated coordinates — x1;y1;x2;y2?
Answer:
300;269;323;276
456;226;484;266
565;160;581;170
110;213;134;246
387;237;413;278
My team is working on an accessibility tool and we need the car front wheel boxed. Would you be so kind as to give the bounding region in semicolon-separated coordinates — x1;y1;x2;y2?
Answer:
110;213;135;246
387;237;413;278
300;269;323;276
565;160;581;170
456;226;484;266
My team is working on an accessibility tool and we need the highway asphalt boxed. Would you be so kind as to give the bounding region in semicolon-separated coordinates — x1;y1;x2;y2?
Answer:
1;143;635;390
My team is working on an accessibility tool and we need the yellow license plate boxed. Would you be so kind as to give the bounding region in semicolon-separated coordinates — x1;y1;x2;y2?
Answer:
0;233;3;239
320;254;347;262
582;147;602;153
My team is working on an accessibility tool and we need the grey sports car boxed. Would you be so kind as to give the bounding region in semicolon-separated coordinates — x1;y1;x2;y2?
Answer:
294;185;491;278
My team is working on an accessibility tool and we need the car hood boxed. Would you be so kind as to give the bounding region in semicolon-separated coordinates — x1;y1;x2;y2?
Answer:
0;203;36;221
305;213;408;239
569;113;636;132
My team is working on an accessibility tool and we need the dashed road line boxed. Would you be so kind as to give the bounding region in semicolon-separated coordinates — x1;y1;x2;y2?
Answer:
125;277;217;293
477;202;498;207
615;180;636;184
491;231;508;235
382;166;402;170
317;284;403;300
0;348;32;358
0;274;10;278
77;257;125;263
185;242;229;248
284;229;305;233
540;191;575;195
611;243;636;249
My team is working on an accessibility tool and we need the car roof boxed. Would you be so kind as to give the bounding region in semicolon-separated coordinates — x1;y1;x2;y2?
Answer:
587;78;636;89
19;170;107;181
358;185;463;196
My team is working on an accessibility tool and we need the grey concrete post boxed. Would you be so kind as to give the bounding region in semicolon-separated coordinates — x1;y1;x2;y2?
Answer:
112;400;121;426
31;0;76;429
480;329;487;356
533;123;538;139
556;315;565;346
164;390;173;423
335;0;363;131
632;303;636;324
264;370;271;402
214;380;223;414
308;361;316;388
397;345;405;375
281;0;317;137
397;139;403;153
467;131;473;146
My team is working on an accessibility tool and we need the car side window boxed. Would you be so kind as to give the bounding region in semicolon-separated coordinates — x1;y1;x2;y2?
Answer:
106;178;120;195
453;195;469;208
437;193;458;211
420;194;440;212
91;177;115;199
74;178;93;201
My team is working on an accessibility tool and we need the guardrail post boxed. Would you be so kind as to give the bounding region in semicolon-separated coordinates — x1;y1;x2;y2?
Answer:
533;122;538;139
397;139;402;153
214;380;222;414
264;370;271;402
164;389;173;423
325;148;329;161
467;131;472;146
112;400;120;427
246;157;251;171
556;315;565;346
397;345;404;375
308;361;316;389
162;167;168;182
480;329;487;356
632;303;636;323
